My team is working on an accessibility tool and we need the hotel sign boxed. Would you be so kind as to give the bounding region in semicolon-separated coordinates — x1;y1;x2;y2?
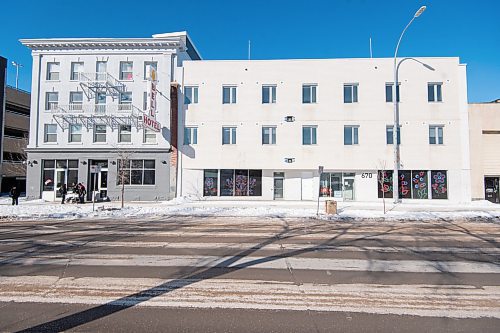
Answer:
144;66;161;132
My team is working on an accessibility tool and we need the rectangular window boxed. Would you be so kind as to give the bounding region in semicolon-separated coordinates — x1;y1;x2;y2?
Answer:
69;92;83;111
93;124;106;143
119;125;132;143
96;61;107;73
143;129;157;143
344;84;359;103
143;92;148;111
69;124;82;143
429;125;444;145
385;83;400;102
249;170;262;196
119;92;132;111
119;61;133;80
344;126;359;145
428;83;443;102
42;160;55;191
44;124;57;143
220;169;234;196
203;169;218;196
184;127;198;145
262;85;277;104
70;62;84;80
398;170;412;199
262;126;276;145
45;92;58;111
46;62;60;81
222;127;236;145
412;171;429;199
431;170;448;199
234;170;249;196
302;126;317;145
377;170;394;198
386;126;401;145
117;159;155;185
184;86;199;104
144;61;157;80
222;86;237;104
302;84;317;104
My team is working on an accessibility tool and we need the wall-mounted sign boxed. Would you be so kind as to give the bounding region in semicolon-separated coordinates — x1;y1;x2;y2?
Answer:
147;67;158;118
142;113;161;132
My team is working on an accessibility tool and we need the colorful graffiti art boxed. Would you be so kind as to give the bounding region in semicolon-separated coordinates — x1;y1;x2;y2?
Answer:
398;171;412;199
412;170;428;199
234;171;248;196
431;170;448;199
378;170;393;198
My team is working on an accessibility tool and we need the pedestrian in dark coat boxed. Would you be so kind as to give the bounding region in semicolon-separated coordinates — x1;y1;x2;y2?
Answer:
78;183;86;204
10;186;20;206
59;184;67;204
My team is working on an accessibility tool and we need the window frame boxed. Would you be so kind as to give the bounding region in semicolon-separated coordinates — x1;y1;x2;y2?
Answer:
428;83;443;102
343;83;359;103
184;127;198;145
70;62;84;81
119;61;134;81
344;125;359;145
386;126;401;145
45;92;59;111
385;83;400;103
262;126;277;145
117;159;156;186
302;126;317;145
222;86;237;104
184;86;199;105
429;125;444;145
143;129;157;144
69;91;83;111
302;84;317;104
262;85;277;104
143;61;158;80
93;124;107;143
118;124;132;143
69;124;82;143
222;126;237;145
44;124;57;143
46;62;60;81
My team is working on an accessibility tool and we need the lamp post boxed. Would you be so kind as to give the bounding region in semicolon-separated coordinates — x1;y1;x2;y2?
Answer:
11;61;23;90
392;5;426;204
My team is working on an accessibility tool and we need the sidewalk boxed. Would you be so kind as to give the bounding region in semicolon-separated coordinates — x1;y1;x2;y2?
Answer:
0;197;499;222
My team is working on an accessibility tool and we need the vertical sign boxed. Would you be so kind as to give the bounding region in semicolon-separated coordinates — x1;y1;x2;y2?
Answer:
143;66;161;132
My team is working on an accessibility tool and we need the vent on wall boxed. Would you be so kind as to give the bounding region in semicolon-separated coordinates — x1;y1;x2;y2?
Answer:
284;158;295;163
284;116;295;122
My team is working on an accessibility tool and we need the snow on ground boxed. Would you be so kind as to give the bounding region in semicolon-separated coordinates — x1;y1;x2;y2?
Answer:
0;196;499;222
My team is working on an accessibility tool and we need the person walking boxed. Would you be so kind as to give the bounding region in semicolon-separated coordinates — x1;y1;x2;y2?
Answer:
10;186;20;206
59;184;67;204
78;183;86;204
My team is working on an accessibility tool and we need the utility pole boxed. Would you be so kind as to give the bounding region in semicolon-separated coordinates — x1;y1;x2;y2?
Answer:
11;61;23;89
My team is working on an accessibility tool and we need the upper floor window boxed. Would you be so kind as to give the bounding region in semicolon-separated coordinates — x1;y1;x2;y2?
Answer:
69;92;83;111
344;84;359;103
222;127;237;145
302;84;317;104
93;124;107;143
96;61;107;73
46;62;60;81
45;92;58;111
344;126;359;145
119;92;132;110
44;124;57;143
262;126;276;145
429;125;444;144
119;61;133;80
302;126;317;145
69;124;82;143
143;129;157;143
262;85;277;104
70;62;84;80
386;126;401;145
385;83;400;102
185;86;199;105
222;86;237;104
118;125;132;143
184;127;198;145
428;83;443;102
144;61;158;80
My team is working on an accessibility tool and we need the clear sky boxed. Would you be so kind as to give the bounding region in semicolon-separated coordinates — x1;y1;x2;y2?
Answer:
1;0;499;102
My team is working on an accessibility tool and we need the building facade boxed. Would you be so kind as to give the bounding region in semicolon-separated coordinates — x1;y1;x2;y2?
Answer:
179;58;471;203
469;101;500;203
21;32;200;201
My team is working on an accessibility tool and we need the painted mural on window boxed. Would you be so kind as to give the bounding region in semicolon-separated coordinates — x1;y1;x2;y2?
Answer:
249;170;262;196
398;171;412;199
235;170;249;196
220;169;234;196
431;170;448;199
377;170;393;198
203;169;218;196
412;170;428;199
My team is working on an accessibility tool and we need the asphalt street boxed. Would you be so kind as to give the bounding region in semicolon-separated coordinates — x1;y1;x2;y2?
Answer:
0;216;499;332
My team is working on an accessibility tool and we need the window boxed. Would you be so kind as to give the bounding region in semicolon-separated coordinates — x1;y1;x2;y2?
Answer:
429;125;444;144
203;169;218;196
119;125;132;143
262;126;276;145
119;61;133;80
46;62;60;80
119;92;132;111
217;169;262;197
428;83;443;102
144;61;157;80
69;92;83;111
45;92;58;111
95;93;106;113
222;127;236;145
143;129;157;143
42;159;79;192
431;170;448;199
184;127;198;145
344;84;359;103
320;172;344;198
96;61;107;73
386;126;401;145
69;124;82;143
44;124;57;143
222;86;237;104
344;126;359;145
385;83;400;102
262;85;276;104
70;62;84;80
93;124;106;143
302;126;317;145
143;92;148;110
302;84;317;104
117;159;156;185
185;86;199;104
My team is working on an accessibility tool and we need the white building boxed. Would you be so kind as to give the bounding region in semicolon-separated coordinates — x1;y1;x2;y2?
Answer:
179;58;471;203
21;32;201;201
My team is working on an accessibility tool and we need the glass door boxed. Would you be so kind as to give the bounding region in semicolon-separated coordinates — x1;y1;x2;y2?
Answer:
343;173;355;201
273;172;284;200
55;170;66;198
99;169;108;199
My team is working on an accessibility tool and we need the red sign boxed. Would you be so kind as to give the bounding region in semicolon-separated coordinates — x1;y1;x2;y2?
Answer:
142;113;161;132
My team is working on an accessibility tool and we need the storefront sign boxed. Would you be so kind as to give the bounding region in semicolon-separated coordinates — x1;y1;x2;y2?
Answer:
142;113;161;132
147;67;158;118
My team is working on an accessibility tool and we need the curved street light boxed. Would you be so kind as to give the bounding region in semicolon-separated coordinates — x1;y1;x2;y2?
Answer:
392;5;427;204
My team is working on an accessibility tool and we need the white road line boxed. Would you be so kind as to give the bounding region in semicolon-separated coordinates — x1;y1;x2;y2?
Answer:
0;276;498;319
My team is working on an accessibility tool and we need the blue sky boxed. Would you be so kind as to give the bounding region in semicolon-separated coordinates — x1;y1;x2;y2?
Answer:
1;0;499;102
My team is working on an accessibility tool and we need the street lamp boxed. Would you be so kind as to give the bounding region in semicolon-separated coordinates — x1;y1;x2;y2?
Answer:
11;61;24;90
392;5;426;204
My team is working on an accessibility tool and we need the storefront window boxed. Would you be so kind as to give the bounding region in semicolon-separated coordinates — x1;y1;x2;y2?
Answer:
431;171;447;199
209;169;262;197
378;170;393;198
235;170;249;196
204;170;218;196
412;170;428;199
398;171;412;199
249;170;262;196
117;159;155;185
220;170;234;196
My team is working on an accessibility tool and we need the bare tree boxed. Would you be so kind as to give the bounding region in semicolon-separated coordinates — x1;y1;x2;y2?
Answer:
377;159;391;214
115;148;135;209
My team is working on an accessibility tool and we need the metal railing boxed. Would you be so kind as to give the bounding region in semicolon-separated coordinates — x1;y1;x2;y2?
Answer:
79;72;126;92
55;103;142;116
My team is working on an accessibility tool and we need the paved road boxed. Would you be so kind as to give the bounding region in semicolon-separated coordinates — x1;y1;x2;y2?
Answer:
0;216;499;332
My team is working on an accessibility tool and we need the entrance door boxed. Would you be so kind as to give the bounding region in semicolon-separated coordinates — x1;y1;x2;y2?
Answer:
273;172;284;200
99;169;108;199
343;173;355;200
485;177;499;204
88;160;108;201
55;170;66;198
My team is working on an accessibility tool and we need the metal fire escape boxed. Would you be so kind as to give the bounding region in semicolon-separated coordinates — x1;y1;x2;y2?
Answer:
79;72;125;100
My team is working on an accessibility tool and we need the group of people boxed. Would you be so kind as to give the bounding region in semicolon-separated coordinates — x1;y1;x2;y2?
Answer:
59;182;86;204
